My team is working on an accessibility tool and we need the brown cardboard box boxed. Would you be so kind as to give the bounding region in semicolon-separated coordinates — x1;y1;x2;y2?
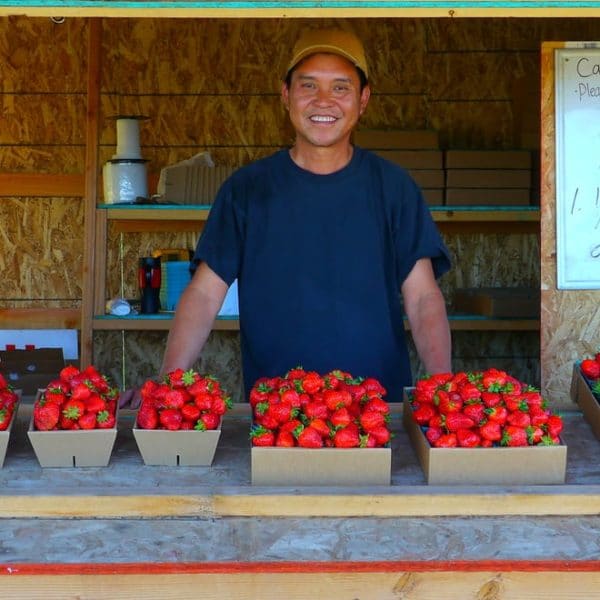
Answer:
160;164;235;205
445;169;531;189
374;150;443;170
0;390;21;468
354;129;440;149
445;150;532;169
0;349;65;395
445;188;531;206
28;391;118;467
132;422;221;466
453;287;540;318
251;446;391;486
421;189;445;206
403;389;567;485
570;364;600;441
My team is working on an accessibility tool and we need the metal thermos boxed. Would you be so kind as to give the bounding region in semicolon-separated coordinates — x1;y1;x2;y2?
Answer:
139;257;161;314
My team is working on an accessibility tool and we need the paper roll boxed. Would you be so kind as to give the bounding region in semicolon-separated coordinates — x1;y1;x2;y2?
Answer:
114;117;142;159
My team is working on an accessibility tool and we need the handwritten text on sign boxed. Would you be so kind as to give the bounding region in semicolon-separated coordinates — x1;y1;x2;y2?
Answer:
555;48;600;289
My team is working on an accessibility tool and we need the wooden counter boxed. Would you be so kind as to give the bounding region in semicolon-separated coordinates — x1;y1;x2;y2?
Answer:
1;403;599;599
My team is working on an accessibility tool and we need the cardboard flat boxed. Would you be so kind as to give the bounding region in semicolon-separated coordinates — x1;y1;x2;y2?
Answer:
160;164;235;205
27;392;118;467
403;389;567;485
133;422;221;466
453;287;540;318
374;150;443;170
0;348;65;395
354;129;440;150
445;188;531;206
445;150;532;169
0;390;21;468
251;446;391;486
570;364;600;441
445;169;531;189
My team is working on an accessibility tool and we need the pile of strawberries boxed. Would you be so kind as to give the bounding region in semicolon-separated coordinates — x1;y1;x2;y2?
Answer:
137;368;231;431
579;353;600;401
409;368;564;448
249;367;391;448
0;373;19;431
32;365;118;431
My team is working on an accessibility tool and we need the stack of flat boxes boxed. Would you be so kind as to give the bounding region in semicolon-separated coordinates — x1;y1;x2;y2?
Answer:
444;150;533;206
354;129;445;205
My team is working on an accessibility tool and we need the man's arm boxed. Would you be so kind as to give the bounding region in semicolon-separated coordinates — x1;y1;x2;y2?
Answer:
401;257;452;375
159;261;229;377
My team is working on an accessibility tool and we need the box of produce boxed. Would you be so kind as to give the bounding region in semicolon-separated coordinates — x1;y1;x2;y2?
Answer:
132;368;231;466
0;375;21;468
250;368;392;486
403;369;567;485
570;355;600;440
27;365;119;467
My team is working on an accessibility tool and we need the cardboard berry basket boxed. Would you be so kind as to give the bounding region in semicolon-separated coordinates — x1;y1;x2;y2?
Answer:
251;445;391;486
403;388;567;486
27;390;118;468
132;418;222;466
570;362;600;441
0;389;21;468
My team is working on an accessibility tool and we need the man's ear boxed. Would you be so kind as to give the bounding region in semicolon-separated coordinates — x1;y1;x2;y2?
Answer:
359;84;371;116
281;82;290;111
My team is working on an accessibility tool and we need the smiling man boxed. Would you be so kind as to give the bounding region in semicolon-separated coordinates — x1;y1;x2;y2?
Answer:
154;28;453;404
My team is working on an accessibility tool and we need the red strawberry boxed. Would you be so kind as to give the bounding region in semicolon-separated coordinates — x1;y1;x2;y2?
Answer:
250;425;275;446
456;428;481;447
546;414;563;437
323;389;351;411
197;411;220;431
62;399;86;421
444;412;475;432
425;426;442;445
526;425;545;445
437;391;463;414
163;388;188;410
137;406;159;429
462;402;485;425
280;418;303;434
0;408;12;431
581;358;600;380
85;393;107;414
507;410;531;428
70;382;92;402
479;420;502;442
300;372;324;395
369;424;391;446
362;397;389;415
481;391;502;408
96;410;116;429
159;408;182;431
359;409;386;432
181;402;200;422
330;407;352;428
303;400;329;421
308;418;331;439
484;405;508;425
210;394;232;416
501;425;528;447
296;425;324;448
193;391;213;411
333;425;360;448
78;412;98;430
59;365;80;382
275;430;296;447
434;433;458;448
411;403;436;425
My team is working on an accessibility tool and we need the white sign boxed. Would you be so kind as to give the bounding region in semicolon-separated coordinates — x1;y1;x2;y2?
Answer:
555;46;600;289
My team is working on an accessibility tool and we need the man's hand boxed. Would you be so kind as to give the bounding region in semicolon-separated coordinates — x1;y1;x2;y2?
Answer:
118;388;142;409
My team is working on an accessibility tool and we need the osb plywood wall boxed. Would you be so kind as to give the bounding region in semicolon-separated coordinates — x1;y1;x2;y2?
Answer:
2;16;600;399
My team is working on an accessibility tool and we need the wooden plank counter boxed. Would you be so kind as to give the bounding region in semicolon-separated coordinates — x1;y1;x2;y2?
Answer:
0;402;599;599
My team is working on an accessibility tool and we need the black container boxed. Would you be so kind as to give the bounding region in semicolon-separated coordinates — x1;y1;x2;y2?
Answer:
138;256;161;314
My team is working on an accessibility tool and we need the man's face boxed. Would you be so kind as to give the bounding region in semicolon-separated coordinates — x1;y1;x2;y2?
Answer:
282;53;370;151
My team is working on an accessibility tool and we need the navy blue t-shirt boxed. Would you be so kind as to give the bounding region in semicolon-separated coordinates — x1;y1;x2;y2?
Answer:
194;147;451;401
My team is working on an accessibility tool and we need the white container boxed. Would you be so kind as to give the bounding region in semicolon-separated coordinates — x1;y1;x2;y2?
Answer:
102;159;148;204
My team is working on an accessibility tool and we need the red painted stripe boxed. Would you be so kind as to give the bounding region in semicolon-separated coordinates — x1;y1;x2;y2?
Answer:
1;560;599;576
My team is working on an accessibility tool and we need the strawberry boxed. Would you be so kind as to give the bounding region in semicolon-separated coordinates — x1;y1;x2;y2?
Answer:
501;425;528;447
481;391;502;408
193;391;213;411
330;406;352;428
296;425;324;448
361;397;389;415
159;408;182;431
137;406;159;429
481;367;509;391
59;365;80;382
484;405;508;425
280;418;303;434
62;399;86;421
444;412;475;432
546;414;563;438
507;410;531;428
96;410;116;429
210;394;232;416
250;425;275;446
369;424;391;446
308;417;331;438
359;409;386;432
526;425;545;444
462;402;485;425
323;389;351;411
425;426;442;445
437;391;463;414
479;420;502;442
303;400;329;421
181;402;201;422
85;393;107;414
433;433;457;448
580;358;600;380
333;425;360;448
163;388;188;410
70;382;92;402
197;411;220;431
275;430;296;447
456;428;481;448
300;372;324;395
411;403;436;425
0;408;12;431
78;412;98;430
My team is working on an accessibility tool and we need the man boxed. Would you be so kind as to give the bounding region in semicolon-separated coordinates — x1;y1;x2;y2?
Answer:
159;28;452;402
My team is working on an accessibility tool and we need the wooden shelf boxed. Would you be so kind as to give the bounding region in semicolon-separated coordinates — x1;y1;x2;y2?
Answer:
91;314;538;332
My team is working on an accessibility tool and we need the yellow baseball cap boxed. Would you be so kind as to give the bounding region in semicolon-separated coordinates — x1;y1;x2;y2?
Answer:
284;28;369;81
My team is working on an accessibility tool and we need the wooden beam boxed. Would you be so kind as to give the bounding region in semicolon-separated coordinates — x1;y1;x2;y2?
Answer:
0;174;84;197
0;308;80;329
